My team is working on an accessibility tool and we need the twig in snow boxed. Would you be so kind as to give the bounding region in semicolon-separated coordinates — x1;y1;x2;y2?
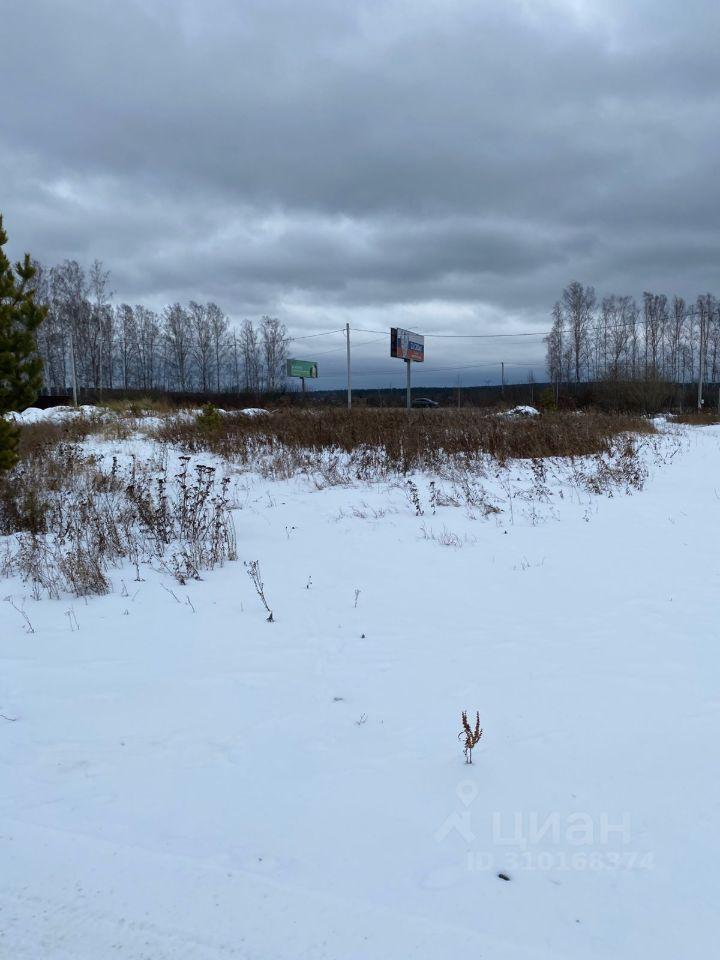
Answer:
5;598;35;634
160;583;181;604
244;560;274;622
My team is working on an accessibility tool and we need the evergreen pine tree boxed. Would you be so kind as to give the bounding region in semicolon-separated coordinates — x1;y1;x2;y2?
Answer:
0;214;46;470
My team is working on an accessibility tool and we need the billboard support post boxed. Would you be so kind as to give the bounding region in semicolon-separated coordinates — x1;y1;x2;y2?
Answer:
390;327;424;411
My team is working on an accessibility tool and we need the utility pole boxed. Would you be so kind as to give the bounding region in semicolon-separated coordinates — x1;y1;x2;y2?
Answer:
406;358;412;410
697;304;705;410
233;332;239;392
346;322;352;410
69;326;79;407
501;361;505;398
98;331;103;402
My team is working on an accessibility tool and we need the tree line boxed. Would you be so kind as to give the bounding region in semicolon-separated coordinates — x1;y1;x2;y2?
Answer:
546;282;720;387
31;259;288;395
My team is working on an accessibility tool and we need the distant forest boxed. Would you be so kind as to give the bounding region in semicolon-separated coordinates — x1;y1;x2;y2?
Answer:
29;261;720;400
31;259;288;395
546;282;719;386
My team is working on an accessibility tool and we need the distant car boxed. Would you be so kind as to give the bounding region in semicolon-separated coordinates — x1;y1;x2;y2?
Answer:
412;397;439;408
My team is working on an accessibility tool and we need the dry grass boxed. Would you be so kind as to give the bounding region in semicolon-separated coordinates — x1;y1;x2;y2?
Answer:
101;396;179;417
151;408;656;475
13;415;134;457
0;438;236;597
672;410;720;426
0;406;661;598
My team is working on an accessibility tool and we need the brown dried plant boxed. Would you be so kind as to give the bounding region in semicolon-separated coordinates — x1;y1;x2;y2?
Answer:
459;710;483;764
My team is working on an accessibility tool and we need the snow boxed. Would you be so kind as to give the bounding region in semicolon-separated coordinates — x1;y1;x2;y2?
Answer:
5;404;106;424
498;405;541;418
2;423;719;958
5;404;273;428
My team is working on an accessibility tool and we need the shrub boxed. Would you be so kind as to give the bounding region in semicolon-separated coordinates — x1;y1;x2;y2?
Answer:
1;444;237;597
537;387;557;412
195;403;224;435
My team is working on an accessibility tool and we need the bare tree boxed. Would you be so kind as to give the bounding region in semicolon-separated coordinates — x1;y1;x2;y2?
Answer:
207;302;229;391
135;306;160;390
189;301;213;391
603;295;633;380
643;292;668;379
88;260;114;390
163;304;192;390
51;260;88;392
561;281;595;382
260;315;288;393
30;261;65;392
545;302;564;387
668;296;686;383
116;304;138;390
239;318;262;395
696;294;716;389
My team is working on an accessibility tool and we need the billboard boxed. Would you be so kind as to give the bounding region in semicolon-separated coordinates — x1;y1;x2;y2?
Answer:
390;327;425;362
286;359;319;378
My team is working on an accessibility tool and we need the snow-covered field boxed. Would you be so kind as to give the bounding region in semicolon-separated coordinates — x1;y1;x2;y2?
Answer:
2;421;719;958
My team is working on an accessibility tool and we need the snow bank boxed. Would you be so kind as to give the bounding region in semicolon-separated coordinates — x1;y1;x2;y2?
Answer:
5;404;272;428
185;407;269;418
497;405;540;418
5;404;109;424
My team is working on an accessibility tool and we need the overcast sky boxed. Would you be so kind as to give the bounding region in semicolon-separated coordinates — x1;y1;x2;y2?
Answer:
3;0;719;387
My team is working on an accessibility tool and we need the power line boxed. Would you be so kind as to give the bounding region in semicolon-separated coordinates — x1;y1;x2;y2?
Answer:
413;360;539;373
286;303;702;347
352;309;702;341
286;310;705;391
351;325;550;339
309;336;386;358
427;332;547;339
334;359;541;379
286;327;345;342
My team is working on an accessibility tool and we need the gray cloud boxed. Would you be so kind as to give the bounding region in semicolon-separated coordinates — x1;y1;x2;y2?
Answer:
3;0;720;384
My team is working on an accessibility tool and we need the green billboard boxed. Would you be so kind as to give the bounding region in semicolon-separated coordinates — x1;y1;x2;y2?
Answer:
286;359;319;379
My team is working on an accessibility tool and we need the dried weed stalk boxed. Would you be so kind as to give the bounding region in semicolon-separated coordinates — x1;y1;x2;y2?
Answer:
459;710;483;764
